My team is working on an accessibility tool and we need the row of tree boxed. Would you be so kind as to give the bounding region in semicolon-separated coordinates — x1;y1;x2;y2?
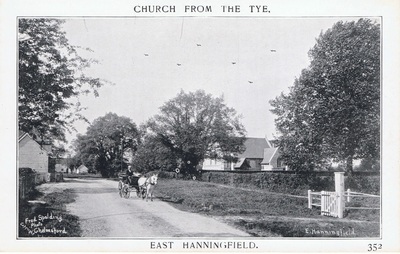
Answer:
72;90;247;177
19;18;380;176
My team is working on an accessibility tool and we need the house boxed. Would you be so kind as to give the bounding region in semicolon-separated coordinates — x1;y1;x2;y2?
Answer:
202;137;275;171
18;132;52;174
76;164;89;174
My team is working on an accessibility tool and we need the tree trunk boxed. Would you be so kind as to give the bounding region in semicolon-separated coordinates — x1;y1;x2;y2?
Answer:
346;155;353;175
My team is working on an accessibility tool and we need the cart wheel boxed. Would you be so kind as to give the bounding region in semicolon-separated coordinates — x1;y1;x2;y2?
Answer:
122;184;130;199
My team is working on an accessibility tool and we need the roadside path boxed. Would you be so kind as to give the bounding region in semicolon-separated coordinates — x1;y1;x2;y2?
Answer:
38;178;250;238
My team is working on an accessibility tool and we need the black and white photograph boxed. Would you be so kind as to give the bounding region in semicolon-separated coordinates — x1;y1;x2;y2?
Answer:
17;15;381;238
2;0;400;252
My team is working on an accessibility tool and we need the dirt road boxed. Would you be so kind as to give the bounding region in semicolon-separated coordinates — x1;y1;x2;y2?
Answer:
38;178;249;238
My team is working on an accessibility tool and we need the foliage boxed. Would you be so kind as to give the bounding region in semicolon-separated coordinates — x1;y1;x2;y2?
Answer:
19;167;35;175
346;175;380;195
131;133;179;173
355;157;380;171
270;19;380;172
201;171;380;195
147;90;246;175
72;113;139;177
155;170;177;179
19;18;109;142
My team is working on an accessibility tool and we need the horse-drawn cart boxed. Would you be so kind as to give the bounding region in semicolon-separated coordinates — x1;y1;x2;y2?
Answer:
118;173;146;199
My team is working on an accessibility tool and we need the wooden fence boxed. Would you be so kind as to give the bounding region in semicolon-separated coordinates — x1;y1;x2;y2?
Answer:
19;173;36;200
19;172;62;200
308;189;380;218
344;189;380;210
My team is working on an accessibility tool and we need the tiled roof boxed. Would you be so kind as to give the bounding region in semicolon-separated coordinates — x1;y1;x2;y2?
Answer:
238;138;271;158
261;148;279;164
234;158;246;168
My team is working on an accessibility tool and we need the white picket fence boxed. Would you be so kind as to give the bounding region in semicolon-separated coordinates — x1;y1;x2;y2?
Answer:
321;191;340;217
308;190;343;217
308;188;380;218
343;189;380;210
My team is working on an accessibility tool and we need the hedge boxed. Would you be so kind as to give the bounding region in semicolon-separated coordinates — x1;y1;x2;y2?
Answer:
199;171;380;196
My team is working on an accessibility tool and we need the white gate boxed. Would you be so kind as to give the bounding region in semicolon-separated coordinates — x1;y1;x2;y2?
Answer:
321;191;339;217
321;172;345;218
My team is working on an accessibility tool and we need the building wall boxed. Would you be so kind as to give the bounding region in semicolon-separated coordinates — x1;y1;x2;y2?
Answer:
19;136;49;173
261;164;273;171
202;159;234;170
78;166;89;173
271;151;288;170
202;159;225;170
270;152;279;168
203;158;264;171
262;151;287;171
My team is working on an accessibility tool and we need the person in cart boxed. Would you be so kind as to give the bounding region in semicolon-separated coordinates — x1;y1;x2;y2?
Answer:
125;166;133;185
126;166;141;185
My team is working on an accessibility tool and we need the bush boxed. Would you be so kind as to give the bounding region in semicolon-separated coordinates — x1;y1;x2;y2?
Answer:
345;175;380;195
156;171;177;179
201;171;379;196
19;167;35;175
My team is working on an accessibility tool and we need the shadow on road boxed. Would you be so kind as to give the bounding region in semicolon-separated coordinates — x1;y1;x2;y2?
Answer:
64;178;98;184
72;187;117;194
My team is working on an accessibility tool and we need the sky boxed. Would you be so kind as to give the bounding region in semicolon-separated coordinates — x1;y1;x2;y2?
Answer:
60;17;367;149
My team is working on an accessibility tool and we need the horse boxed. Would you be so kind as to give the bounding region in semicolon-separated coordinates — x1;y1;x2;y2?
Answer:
138;173;158;201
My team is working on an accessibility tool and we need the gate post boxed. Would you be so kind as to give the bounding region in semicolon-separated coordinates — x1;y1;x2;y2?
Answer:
347;188;351;202
335;172;345;218
321;191;325;215
308;190;312;209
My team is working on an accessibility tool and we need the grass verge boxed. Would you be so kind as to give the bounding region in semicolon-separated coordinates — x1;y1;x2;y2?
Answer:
155;178;380;237
18;188;81;237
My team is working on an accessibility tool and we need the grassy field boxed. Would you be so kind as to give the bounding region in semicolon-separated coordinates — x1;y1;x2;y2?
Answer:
18;188;81;237
155;178;380;237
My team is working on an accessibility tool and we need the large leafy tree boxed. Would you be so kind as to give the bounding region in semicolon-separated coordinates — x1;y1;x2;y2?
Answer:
73;113;139;177
131;132;179;173
147;90;246;175
270;19;380;172
19;18;108;142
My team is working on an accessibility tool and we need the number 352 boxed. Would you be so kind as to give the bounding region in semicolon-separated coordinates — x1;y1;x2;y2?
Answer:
368;244;382;251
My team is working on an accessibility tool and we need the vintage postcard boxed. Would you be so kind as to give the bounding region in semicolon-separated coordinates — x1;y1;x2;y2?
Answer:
1;0;399;252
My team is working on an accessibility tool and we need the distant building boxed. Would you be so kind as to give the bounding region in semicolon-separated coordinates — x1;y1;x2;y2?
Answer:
202;137;286;171
76;164;89;174
55;158;71;173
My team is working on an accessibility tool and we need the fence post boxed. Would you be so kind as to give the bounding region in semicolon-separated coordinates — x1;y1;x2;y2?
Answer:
335;172;345;218
308;190;312;209
347;188;351;202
